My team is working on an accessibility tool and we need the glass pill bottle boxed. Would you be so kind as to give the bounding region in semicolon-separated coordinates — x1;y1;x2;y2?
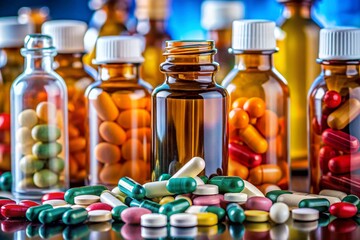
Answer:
152;40;229;180
11;34;69;199
308;28;360;196
135;0;171;88
275;0;321;170
0;17;33;173
42;20;95;186
86;36;152;186
201;0;244;84
222;20;290;191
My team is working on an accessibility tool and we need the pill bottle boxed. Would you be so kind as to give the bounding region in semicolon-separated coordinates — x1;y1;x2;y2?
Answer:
201;0;244;84
222;20;290;190
135;0;171;88
152;40;229;180
86;36;152;186
0;17;33;173
308;28;360;196
18;7;50;33
11;34;69;199
275;0;321;170
42;20;95;186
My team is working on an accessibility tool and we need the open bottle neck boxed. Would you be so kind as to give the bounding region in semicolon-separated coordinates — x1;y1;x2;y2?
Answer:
319;60;360;77
98;63;141;82
24;53;54;73
282;1;312;19
233;52;274;71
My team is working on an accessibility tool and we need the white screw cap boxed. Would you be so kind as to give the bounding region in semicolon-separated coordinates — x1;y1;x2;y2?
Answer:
232;20;276;51
319;28;360;60
0;17;34;48
201;1;244;30
42;20;87;53
94;36;144;64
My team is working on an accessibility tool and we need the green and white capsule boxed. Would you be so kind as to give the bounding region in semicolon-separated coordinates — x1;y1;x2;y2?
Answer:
166;177;197;194
209;176;244;193
118;177;146;200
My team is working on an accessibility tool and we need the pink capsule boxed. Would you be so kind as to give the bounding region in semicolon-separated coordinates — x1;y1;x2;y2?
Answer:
41;192;65;202
328;153;360;174
329;202;357;218
121;207;151;224
1;204;29;218
319;146;338;173
86;202;113;212
19;200;39;208
229;142;262;168
322;129;360;153
245;196;272;212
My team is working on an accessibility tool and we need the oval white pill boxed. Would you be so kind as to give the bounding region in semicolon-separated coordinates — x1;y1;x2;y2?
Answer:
141;227;167;238
100;191;126;207
292;208;319;221
269;202;289;224
42;199;67;207
242;180;264;197
74;195;100;205
141;213;168;227
172;157;205;178
88;210;112;222
170;213;197;227
224;193;247;203
193;184;219;195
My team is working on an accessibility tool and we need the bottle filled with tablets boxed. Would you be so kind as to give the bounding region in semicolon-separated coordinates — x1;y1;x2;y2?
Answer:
308;28;360;196
11;34;69;199
151;40;229;180
222;20;290;190
86;36;152;186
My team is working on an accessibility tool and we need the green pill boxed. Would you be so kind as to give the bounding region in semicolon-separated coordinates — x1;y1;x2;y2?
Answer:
129;198;141;207
139;200;161;213
26;204;53;221
298;198;330;212
205;206;226;221
32;142;62;159
19;155;44;174
0;171;12;191
62;208;88;225
199;175;208;184
118;177;146;200
159;198;190;216
39;207;71;224
33;169;58;188
63;225;90;240
159;173;171;181
49;157;65;173
342;195;360;213
65;185;107;204
266;190;292;203
39;224;65;239
208;176;244;193
32;124;61;142
112;205;128;221
166;177;197;194
227;203;245;223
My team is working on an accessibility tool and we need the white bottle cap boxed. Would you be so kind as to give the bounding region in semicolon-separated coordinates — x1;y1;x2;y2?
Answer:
41;20;87;53
232;20;276;51
0;17;33;48
135;0;169;20
94;36;144;64
201;1;244;30
318;28;360;60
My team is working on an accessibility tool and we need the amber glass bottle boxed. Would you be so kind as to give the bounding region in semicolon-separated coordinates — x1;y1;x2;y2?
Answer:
222;20;290;191
151;40;228;180
42;20;95;186
135;0;171;88
309;28;360;196
201;0;243;83
86;36;152;186
275;0;321;170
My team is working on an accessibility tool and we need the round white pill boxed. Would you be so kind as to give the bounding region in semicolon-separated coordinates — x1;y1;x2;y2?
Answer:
141;227;167;238
42;199;67;207
74;195;100;205
193;184;219;195
141;214;168;227
292;208;319;222
88;210;112;222
170;213;197;227
224;193;247;203
269;202;289;224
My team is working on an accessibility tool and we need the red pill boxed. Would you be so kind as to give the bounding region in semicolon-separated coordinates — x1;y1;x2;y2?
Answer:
86;202;113;212
229;142;262;168
0;114;10;131
19;200;39;207
319;146;338;173
322;129;360;153
324;90;342;108
1;204;29;218
328;219;358;233
329;202;357;218
0;199;16;211
328;153;360;174
41;192;65;202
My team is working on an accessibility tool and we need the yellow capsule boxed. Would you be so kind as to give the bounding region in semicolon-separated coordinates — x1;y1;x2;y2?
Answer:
238;124;268;154
175;195;192;205
159;196;175;205
196;212;218;226
244;210;269;222
327;98;360;130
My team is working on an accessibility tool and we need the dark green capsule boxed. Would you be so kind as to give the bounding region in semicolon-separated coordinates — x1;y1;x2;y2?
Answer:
299;198;330;212
139;200;161;213
62;224;90;240
65;185;107;204
199;175;208;184
166;177;197;194
62;208;88;225
342;195;360;213
227;203;245;223
39;223;65;239
26;204;53;221
208;176;244;193
159;198;190;216
118;177;146;200
129;198;141;207
266;190;292;203
112;205;128;222
0;172;12;191
39;207;72;224
159;173;171;181
26;223;40;238
204;206;226;222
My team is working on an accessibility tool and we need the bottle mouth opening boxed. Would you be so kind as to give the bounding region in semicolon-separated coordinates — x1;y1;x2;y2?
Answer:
163;40;217;56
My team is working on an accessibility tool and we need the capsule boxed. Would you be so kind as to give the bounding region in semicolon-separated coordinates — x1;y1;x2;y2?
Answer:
298;198;330;212
319;146;338;173
199;176;208;184
38;207;72;224
327;98;360;130
159;199;190;216
112;205;128;221
65;185;107;204
100;190;127;208
139;200;161;213
19;200;39;208
41;192;65;202
229;142;262;168
62;208;88;225
322;129;360;153
342;195;360;212
143;181;172;198
118;177;146;200
159;196;175;205
26;204;53;221
166;177;197;194
171;157;206;178
328;153;360;174
319;189;347;200
1;204;29;218
329;202;357;219
159;173;171;181
248;164;282;185
226;203;245;223
0;199;16;209
186;205;226;221
208;176;244;193
238;124;268;154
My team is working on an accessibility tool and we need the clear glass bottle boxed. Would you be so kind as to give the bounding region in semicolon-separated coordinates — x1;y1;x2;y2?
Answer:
309;28;360;196
0;17;33;173
222;20;290;191
11;34;69;199
135;0;171;88
201;0;244;84
86;36;152;186
152;40;228;180
275;0;321;170
42;20;95;186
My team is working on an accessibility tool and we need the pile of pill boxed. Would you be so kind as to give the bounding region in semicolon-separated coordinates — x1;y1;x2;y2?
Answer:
0;157;359;239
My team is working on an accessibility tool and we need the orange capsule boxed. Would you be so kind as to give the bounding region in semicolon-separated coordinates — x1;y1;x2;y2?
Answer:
94;142;121;164
255;110;279;138
116;109;151;129
243;97;266;118
248;164;282;185
228;158;249;180
238;125;268;154
232;97;248;109
69;137;86;152
229;108;249;129
91;91;119;121
99;163;123;185
121;139;144;161
99;121;127;145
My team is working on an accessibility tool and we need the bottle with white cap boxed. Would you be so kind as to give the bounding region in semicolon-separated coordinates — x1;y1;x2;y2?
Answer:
222;20;289;191
135;0;171;88
201;0;244;83
42;20;95;186
0;17;33;173
308;27;360;195
86;36;152;186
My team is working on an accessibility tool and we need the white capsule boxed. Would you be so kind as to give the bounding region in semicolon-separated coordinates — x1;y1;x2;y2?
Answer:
241;180;264;197
194;176;205;186
170;213;198;227
171;157;205;178
100;190;126;207
319;189;347;200
292;208;319;222
307;194;341;205
88;210;112;222
141;213;168;227
143;181;172;198
277;194;315;207
269;202;289;224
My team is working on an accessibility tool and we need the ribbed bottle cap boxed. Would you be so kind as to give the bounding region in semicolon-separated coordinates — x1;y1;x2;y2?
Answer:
319;28;360;60
232;20;276;51
94;36;144;64
201;1;244;30
0;17;34;48
135;0;169;20
41;20;87;53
